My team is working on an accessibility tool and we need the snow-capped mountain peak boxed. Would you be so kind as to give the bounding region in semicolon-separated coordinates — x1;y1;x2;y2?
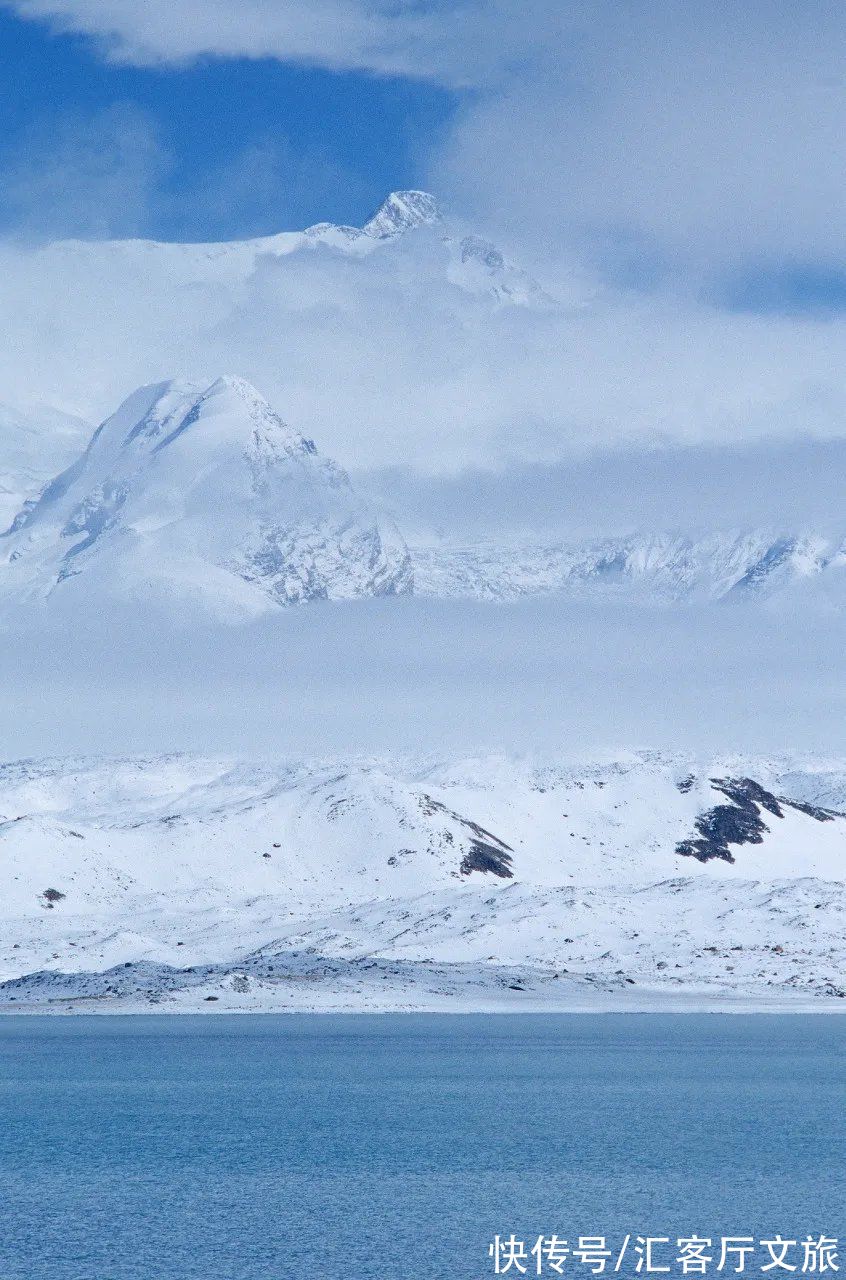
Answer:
362;190;442;239
67;375;315;479
1;377;412;618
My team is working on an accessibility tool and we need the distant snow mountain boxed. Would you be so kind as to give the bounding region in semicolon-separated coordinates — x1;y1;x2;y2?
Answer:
4;373;846;618
39;189;548;308
0;189;548;516
411;530;846;603
0;750;844;1011
361;189;441;239
3;189;846;616
0;376;411;619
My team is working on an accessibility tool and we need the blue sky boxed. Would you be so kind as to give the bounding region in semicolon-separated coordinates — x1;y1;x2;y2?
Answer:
0;9;455;239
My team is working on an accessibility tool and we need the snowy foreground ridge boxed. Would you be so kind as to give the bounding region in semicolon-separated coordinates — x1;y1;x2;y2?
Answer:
1;752;845;1013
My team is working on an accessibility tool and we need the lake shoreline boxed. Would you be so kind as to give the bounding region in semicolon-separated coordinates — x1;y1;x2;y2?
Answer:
2;992;846;1015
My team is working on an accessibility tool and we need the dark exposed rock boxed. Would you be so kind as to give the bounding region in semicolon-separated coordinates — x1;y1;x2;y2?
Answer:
780;797;841;822
419;792;515;879
677;776;843;863
711;777;784;817
459;840;514;879
39;888;66;909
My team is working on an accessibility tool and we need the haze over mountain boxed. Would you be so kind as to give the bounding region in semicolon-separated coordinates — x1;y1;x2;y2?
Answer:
0;402;90;532
1;188;846;763
5;182;846;481
5;369;846;618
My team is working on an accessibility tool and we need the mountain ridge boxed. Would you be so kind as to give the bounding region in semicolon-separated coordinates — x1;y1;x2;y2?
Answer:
5;375;846;614
410;529;846;602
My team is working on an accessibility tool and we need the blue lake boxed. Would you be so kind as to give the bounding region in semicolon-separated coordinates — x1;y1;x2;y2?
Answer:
0;1014;843;1280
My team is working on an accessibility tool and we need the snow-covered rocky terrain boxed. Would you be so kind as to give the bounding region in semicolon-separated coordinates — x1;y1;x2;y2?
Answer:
1;189;844;1016
410;531;846;603
0;376;410;618
0;751;844;1013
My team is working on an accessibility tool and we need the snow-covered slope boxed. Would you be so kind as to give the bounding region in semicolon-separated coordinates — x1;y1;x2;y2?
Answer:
0;751;844;1011
0;377;411;619
0;403;91;533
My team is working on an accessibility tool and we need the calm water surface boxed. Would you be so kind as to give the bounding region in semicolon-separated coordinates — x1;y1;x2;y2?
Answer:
0;1014;843;1280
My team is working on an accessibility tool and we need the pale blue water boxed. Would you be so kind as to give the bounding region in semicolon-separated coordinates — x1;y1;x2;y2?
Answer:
0;1015;843;1280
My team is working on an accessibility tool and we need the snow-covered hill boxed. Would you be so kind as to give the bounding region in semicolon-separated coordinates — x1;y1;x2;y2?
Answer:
1;751;844;1011
0;376;411;619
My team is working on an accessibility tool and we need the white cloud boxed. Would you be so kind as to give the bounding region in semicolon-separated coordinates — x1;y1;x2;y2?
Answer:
3;219;846;476
2;0;555;86
430;2;846;273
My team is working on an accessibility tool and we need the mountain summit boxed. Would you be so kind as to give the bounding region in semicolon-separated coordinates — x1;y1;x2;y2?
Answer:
361;190;442;239
0;377;412;619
